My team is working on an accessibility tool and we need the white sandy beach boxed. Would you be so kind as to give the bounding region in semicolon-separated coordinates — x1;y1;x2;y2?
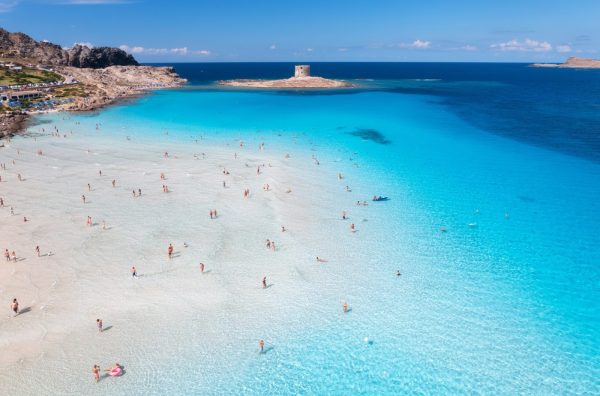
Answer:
0;116;388;394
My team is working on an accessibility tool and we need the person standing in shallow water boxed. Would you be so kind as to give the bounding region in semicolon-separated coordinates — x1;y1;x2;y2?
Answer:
259;339;265;353
11;298;19;316
131;266;138;278
199;262;205;273
96;318;103;332
168;244;174;259
262;277;267;289
92;365;100;382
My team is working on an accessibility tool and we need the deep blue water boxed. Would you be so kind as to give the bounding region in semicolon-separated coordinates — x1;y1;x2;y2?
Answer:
151;62;600;163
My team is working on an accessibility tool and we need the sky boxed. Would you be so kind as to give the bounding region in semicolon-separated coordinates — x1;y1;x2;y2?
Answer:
1;0;598;62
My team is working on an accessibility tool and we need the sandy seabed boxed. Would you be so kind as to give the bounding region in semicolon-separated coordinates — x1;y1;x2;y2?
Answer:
0;117;380;395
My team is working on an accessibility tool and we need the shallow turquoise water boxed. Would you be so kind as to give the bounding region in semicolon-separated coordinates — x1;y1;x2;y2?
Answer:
40;86;600;394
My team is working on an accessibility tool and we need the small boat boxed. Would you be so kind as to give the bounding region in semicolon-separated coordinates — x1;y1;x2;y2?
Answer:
372;196;389;202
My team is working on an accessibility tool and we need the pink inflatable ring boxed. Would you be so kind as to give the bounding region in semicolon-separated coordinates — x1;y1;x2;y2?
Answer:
109;367;122;377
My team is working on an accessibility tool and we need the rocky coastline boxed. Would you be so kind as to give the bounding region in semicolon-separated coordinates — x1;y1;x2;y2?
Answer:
1;65;186;138
0;28;187;138
531;56;600;69
53;65;186;110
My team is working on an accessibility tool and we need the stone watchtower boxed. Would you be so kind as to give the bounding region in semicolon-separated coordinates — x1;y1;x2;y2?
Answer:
294;65;310;77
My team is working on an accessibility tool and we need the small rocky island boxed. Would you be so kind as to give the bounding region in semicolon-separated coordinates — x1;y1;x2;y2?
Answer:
531;56;600;69
219;65;352;88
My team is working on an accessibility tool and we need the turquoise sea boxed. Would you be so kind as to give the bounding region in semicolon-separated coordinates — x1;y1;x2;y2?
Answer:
39;63;600;394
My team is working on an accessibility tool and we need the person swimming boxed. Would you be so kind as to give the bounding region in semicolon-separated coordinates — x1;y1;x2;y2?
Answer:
105;363;123;376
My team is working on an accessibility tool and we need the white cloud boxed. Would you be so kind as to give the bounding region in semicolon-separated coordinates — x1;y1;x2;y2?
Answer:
556;45;572;53
412;39;431;49
338;48;348;52
399;39;431;49
73;42;94;48
306;48;313;52
170;47;188;55
120;45;210;56
120;45;146;54
490;38;552;52
269;44;276;50
461;45;478;51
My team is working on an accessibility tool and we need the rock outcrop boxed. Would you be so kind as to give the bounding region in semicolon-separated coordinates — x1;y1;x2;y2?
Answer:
65;44;138;68
0;111;29;138
56;65;186;110
1;27;185;137
0;27;138;68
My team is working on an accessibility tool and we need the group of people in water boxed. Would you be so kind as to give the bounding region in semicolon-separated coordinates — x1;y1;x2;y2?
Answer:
1;124;400;386
92;363;123;382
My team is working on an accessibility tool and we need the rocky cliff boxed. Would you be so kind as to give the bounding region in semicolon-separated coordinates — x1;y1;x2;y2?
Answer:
0;28;138;68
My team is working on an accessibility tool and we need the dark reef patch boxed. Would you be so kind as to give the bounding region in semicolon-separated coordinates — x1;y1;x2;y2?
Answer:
347;128;391;145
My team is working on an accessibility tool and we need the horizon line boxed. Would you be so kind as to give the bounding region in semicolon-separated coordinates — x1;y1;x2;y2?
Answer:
141;60;539;64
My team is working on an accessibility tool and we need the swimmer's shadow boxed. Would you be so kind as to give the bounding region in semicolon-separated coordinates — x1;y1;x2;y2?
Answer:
260;346;274;354
19;306;32;315
102;325;113;332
